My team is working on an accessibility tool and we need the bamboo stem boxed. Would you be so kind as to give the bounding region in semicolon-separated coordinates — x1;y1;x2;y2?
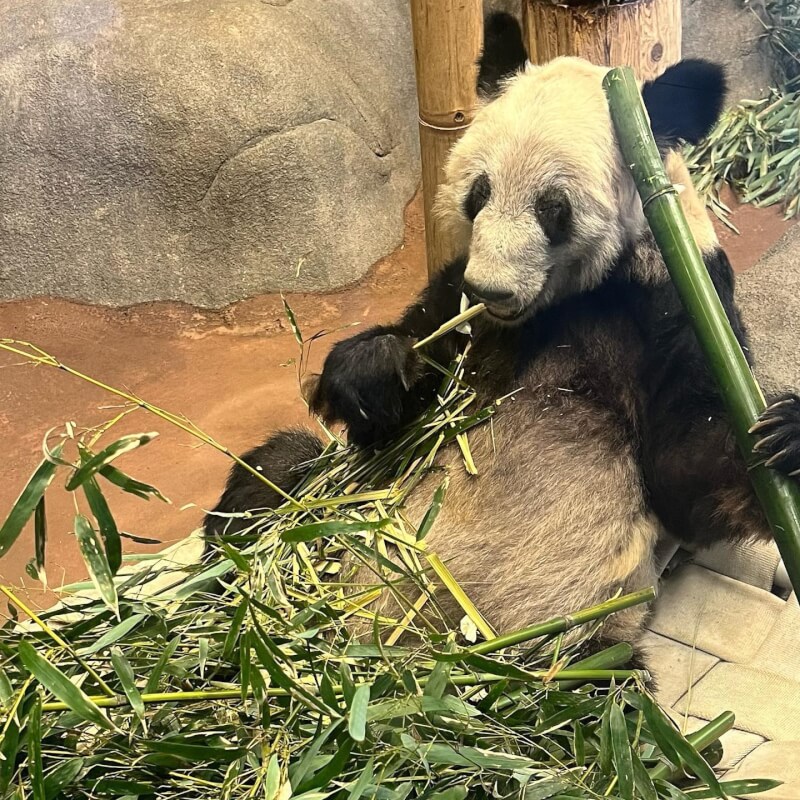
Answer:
468;588;656;655
40;668;642;713
412;303;486;351
603;67;800;600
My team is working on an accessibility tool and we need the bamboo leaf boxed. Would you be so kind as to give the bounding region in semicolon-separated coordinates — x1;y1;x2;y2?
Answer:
0;669;13;704
296;739;355;794
42;758;85;800
34;496;47;586
416;477;449;541
143;739;244;762
222;600;249;662
289;721;343;790
401;736;537;770
348;683;370;742
281;518;389;544
643;695;723;793
0;445;62;558
429;787;468;800
684;779;783;798
18;641;116;732
79;613;146;657
282;295;304;346
631;747;658;800
522;779;572;800
0;703;21;794
346;756;374;800
145;635;180;694
28;694;45;800
599;697;614;774
110;646;145;722
98;462;168;502
66;433;158;491
610;703;634;800
82;477;122;575
265;754;281;800
74;514;119;616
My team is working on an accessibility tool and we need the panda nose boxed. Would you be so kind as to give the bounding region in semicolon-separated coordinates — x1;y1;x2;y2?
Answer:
463;281;515;305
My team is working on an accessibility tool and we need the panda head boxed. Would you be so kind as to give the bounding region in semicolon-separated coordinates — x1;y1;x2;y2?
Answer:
435;12;726;324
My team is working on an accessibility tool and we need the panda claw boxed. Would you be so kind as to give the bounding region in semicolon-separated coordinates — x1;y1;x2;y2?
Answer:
749;416;784;434
766;398;796;410
765;449;790;468
753;432;783;452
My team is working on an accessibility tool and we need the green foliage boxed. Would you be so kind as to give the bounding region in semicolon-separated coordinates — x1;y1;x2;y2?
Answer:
685;0;800;221
0;329;780;799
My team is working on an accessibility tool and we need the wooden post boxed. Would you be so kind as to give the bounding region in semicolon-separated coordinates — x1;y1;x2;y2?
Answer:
522;0;681;80
409;0;483;275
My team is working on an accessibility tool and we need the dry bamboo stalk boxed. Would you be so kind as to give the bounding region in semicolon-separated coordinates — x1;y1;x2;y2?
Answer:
409;0;482;275
522;0;682;80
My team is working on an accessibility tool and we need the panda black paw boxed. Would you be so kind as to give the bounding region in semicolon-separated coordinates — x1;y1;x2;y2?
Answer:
304;327;424;449
750;393;800;477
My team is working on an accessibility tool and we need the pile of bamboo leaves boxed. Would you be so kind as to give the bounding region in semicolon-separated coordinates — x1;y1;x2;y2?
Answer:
685;87;800;226
684;0;800;224
0;331;782;800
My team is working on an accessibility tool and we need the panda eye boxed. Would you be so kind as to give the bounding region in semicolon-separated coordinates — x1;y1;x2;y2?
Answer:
535;188;572;246
464;173;491;221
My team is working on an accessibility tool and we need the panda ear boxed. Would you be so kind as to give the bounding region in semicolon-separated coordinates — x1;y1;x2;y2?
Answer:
477;12;529;100
642;59;726;148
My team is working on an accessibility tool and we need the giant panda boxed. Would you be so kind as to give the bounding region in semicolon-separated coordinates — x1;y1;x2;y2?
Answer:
205;13;800;658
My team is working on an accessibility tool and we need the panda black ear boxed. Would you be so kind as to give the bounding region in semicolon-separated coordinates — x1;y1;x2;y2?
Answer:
477;12;529;100
642;59;726;148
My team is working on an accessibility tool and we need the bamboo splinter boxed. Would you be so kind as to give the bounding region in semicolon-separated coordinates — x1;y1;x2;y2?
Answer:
604;66;800;601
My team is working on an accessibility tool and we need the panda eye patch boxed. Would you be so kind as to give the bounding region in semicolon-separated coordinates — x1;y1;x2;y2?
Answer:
464;173;491;221
535;188;572;246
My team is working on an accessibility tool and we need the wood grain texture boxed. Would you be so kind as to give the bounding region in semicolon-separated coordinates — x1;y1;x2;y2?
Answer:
409;0;482;274
522;0;681;80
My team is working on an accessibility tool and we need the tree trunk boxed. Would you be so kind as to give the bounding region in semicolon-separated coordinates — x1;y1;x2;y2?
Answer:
409;0;482;275
522;0;681;80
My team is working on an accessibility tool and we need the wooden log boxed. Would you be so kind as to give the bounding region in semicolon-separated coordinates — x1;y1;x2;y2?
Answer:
409;0;483;275
522;0;682;80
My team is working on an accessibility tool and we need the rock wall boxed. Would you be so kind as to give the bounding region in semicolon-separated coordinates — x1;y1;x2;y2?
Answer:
0;0;420;306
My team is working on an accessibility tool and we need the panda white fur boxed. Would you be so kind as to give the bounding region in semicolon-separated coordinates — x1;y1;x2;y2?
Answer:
206;13;800;661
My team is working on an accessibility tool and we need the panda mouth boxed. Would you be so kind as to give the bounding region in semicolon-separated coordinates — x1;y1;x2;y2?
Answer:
484;305;526;323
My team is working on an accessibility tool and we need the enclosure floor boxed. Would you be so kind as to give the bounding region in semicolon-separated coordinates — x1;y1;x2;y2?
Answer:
0;189;793;608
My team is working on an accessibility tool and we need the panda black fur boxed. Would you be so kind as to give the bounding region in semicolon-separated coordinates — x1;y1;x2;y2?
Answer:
206;13;800;659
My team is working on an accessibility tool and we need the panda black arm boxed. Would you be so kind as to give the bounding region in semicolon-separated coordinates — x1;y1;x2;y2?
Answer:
637;247;800;546
307;257;467;448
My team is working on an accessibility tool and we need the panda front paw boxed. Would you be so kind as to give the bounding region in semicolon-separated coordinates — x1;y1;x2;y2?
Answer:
304;327;423;448
750;393;800;477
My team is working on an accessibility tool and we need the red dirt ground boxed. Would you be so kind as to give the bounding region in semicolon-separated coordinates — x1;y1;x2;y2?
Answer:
0;189;794;609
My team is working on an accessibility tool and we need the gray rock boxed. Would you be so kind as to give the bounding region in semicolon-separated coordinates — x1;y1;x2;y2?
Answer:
738;225;800;396
682;0;778;102
0;0;420;307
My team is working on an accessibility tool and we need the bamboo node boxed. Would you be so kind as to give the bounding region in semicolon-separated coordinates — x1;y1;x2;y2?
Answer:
641;184;678;210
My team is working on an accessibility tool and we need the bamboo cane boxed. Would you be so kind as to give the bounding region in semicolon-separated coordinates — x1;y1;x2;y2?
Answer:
603;67;800;600
409;0;482;275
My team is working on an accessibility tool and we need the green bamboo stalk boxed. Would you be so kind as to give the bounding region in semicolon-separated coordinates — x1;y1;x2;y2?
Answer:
603;67;800;600
469;588;656;655
39;668;641;713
